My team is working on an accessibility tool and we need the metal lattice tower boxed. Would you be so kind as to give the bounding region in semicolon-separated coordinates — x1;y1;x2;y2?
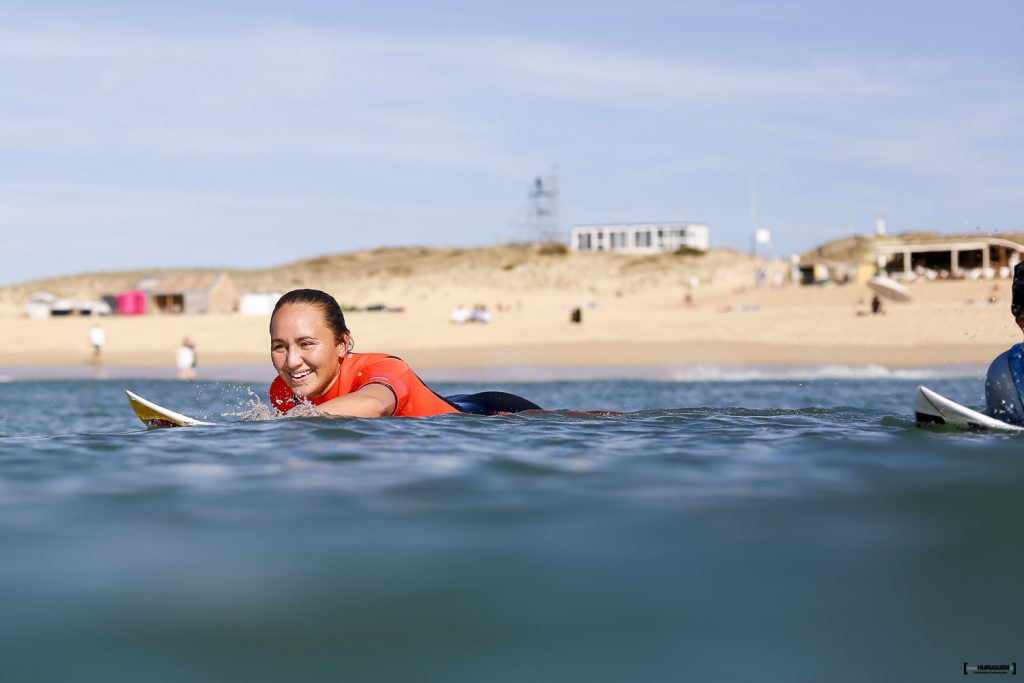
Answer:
528;166;560;243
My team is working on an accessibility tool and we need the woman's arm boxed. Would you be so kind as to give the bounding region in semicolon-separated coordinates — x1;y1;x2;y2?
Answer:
316;383;397;417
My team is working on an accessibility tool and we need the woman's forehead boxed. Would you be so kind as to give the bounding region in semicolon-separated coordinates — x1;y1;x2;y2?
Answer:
271;304;328;333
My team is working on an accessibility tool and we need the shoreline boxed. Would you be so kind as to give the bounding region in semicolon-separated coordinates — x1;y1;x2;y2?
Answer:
0;339;994;383
0;363;987;384
0;340;1007;371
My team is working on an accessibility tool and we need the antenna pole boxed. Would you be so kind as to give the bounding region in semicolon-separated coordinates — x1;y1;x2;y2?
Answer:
749;177;758;257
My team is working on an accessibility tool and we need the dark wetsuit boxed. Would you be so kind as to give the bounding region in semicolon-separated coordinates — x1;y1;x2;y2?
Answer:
270;353;540;417
985;343;1024;425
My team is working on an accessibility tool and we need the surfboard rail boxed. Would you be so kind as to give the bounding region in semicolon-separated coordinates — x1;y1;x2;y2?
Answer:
126;390;215;429
914;385;1024;432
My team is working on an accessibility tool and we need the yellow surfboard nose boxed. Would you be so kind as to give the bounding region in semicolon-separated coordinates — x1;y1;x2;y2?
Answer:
126;390;215;429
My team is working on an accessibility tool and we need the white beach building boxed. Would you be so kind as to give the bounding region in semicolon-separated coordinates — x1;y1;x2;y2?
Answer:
239;292;283;316
570;222;709;254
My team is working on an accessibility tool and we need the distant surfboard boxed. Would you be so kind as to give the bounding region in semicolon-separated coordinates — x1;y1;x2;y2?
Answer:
868;276;912;302
126;390;215;429
914;385;1023;431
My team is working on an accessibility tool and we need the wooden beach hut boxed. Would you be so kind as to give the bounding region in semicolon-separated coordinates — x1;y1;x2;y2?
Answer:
137;272;239;314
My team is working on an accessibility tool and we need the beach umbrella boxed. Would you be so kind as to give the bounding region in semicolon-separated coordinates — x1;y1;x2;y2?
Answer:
867;275;912;302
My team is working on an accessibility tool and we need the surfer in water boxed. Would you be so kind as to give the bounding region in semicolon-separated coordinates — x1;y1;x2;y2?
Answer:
984;262;1024;424
268;288;540;417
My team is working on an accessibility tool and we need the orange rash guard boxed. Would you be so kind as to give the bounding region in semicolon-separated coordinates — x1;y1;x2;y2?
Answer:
269;352;460;417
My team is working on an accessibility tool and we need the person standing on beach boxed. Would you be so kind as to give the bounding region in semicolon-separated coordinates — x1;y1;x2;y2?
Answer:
89;323;106;362
984;262;1024;423
176;337;197;380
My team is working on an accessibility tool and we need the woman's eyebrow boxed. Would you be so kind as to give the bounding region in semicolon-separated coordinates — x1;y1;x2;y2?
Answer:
272;334;318;342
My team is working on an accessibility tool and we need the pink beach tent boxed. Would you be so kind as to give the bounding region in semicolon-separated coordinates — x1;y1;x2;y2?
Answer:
117;290;147;315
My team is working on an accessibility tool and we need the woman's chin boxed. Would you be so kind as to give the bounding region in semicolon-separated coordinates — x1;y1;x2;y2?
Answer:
292;382;329;399
285;382;314;397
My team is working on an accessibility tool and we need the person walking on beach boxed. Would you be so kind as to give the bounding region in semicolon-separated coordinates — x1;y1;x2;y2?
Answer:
268;289;540;417
176;337;197;380
89;323;106;362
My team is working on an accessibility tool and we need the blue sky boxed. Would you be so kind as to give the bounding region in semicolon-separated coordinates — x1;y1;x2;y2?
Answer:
1;0;1021;284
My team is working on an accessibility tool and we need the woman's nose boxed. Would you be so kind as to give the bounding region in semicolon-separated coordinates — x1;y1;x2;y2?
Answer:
286;347;303;368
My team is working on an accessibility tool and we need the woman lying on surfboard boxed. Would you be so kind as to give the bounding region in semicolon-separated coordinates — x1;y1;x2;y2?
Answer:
269;288;540;417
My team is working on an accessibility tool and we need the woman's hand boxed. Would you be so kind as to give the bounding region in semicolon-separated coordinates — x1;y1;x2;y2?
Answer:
315;383;397;418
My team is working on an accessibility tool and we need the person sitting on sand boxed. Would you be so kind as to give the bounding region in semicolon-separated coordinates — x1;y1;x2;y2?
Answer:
471;304;492;324
984;263;1024;424
450;304;470;324
269;289;539;417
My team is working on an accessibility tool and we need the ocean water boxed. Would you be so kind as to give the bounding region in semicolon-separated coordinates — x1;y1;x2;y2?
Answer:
0;374;1021;682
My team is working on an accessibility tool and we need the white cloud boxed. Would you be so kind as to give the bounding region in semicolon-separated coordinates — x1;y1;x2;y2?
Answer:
0;22;924;169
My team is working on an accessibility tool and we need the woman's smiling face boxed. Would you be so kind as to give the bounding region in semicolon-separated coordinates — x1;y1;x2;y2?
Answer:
270;303;347;398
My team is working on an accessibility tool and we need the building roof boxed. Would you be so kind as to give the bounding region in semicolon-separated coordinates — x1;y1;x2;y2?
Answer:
802;233;1024;265
875;236;1024;254
571;221;707;230
137;272;230;294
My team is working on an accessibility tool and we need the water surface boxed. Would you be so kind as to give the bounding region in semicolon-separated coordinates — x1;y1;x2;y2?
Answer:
0;376;1020;682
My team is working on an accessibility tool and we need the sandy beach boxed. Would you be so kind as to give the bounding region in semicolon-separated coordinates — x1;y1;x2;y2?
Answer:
0;245;1019;376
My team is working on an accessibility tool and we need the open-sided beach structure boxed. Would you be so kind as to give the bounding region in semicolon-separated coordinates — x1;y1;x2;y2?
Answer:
799;233;1024;285
570;222;709;254
876;236;1024;278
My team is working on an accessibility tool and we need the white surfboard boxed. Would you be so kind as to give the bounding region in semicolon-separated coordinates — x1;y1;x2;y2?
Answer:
914;385;1024;431
126;390;216;429
868;275;912;302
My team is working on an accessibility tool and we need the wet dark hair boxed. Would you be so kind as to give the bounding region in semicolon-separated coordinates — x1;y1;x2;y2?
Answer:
1013;262;1024;318
271;289;351;346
